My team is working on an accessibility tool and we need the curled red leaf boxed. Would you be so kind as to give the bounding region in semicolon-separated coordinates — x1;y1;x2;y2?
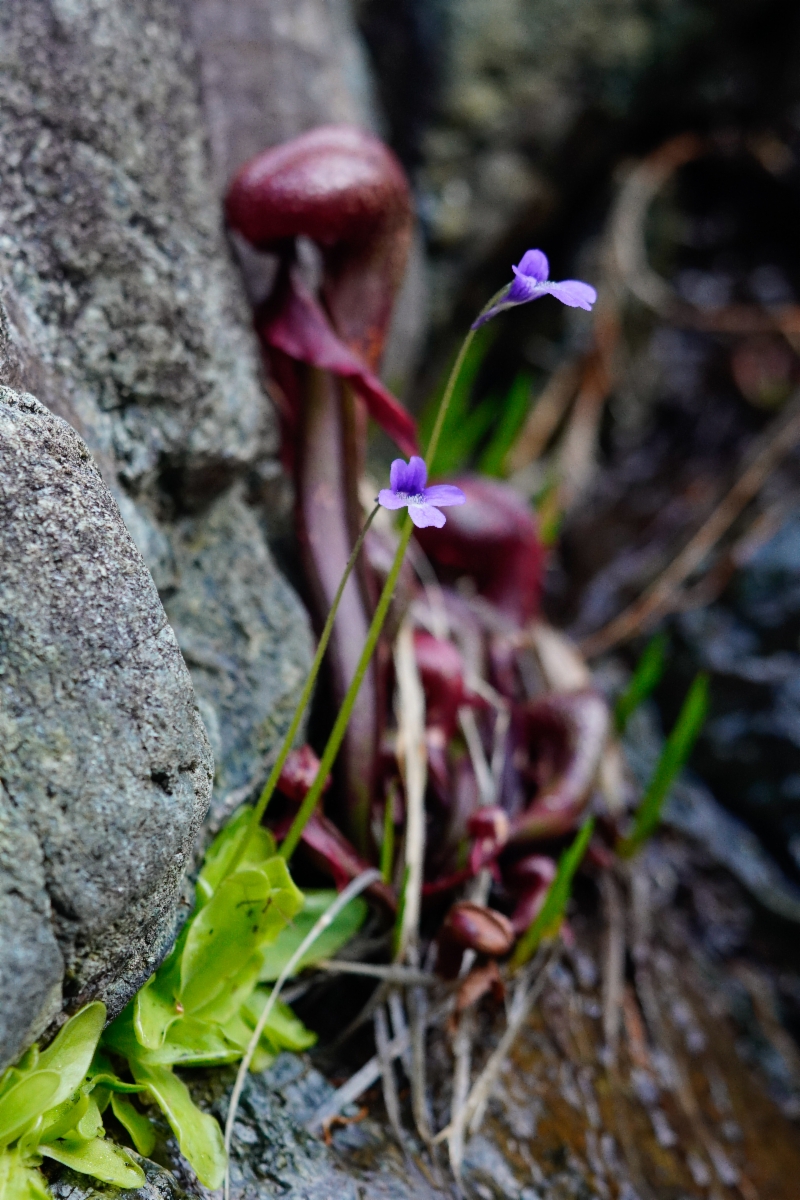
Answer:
261;270;418;456
414;477;547;625
510;690;610;843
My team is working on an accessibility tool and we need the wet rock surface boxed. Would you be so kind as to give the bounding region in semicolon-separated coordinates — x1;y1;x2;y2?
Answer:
0;0;313;805
0;386;212;1071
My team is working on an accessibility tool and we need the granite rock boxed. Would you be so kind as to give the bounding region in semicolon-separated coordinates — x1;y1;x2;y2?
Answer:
0;0;313;810
0;386;213;1071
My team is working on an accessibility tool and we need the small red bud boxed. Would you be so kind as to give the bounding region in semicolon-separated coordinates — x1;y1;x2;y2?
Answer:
444;901;515;956
277;745;330;802
467;806;510;845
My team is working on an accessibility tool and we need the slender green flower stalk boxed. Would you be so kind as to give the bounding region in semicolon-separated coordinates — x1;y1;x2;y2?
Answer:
280;519;415;859
245;280;548;868
225;504;380;876
278;318;490;861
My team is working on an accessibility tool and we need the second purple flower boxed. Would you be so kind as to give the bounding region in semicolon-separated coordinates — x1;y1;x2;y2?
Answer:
379;456;466;529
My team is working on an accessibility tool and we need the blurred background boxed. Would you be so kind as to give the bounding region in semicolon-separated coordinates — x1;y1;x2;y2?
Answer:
190;0;800;1093
345;0;800;887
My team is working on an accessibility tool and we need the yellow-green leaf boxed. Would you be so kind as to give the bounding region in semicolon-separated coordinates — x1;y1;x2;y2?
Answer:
197;808;277;903
0;1149;50;1200
110;1095;156;1158
129;1062;225;1189
40;1137;145;1189
0;1072;60;1148
37;1003;106;1109
179;864;302;1015
133;975;182;1051
37;1093;89;1144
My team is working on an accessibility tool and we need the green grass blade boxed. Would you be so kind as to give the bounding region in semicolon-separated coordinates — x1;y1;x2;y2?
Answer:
614;633;667;733
619;673;709;857
479;370;533;477
380;794;395;885
419;324;497;476
510;818;595;969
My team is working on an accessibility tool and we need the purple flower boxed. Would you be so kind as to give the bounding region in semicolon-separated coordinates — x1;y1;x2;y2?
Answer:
378;456;466;529
472;249;597;329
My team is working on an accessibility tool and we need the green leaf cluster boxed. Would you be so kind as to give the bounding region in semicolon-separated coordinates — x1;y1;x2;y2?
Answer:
0;1002;146;1200
101;808;366;1189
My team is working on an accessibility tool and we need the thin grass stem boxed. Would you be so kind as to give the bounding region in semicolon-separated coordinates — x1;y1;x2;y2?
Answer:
223;869;381;1200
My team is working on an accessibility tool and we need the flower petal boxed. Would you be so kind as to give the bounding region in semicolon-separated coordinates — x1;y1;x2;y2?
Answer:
389;455;427;494
406;455;428;493
516;249;549;283
409;502;447;529
378;488;409;510
423;484;466;507
543;280;597;311
509;269;546;304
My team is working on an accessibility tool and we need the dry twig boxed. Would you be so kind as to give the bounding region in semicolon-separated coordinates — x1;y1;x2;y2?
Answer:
394;619;428;963
581;391;800;657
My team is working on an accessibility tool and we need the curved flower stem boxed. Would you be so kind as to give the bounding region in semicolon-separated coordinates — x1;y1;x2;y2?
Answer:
425;285;507;468
425;329;474;470
279;299;505;862
280;518;415;860
225;504;380;877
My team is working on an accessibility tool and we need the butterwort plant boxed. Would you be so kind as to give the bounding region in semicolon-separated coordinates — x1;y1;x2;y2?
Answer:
231;244;595;871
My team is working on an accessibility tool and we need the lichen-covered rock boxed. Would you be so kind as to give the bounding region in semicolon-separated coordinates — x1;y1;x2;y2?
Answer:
0;0;313;808
0;386;213;1071
163;487;311;819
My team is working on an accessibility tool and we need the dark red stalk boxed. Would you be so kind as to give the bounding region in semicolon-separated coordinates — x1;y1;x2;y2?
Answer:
226;127;415;851
504;854;557;934
414;477;547;625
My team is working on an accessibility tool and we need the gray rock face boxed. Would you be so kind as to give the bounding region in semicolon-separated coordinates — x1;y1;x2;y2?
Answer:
0;0;313;809
0;387;214;1072
163;488;311;818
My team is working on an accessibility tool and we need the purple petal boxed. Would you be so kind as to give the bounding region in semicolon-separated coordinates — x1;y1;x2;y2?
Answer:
508;270;547;304
378;488;409;510
516;249;549;282
423;484;466;507
408;502;446;529
406;455;428;493
543;280;597;311
389;455;427;494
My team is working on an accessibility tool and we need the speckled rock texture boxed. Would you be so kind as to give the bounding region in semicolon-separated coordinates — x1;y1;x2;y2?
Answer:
0;386;213;1072
0;0;313;814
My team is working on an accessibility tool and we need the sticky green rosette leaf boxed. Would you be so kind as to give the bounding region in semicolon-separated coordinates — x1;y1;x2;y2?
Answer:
128;1062;225;1190
39;1137;144;1189
197;808;277;904
179;860;303;1016
0;1150;50;1200
259;890;367;981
